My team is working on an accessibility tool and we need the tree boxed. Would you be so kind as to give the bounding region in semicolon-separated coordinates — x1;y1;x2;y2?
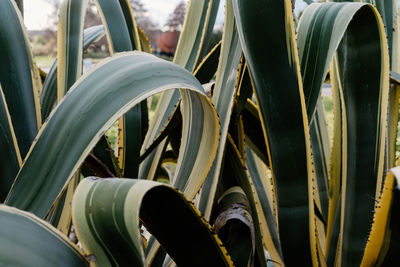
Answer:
130;0;160;46
165;1;187;31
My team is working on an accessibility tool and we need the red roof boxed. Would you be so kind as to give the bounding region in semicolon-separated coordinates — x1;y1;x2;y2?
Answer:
156;31;180;54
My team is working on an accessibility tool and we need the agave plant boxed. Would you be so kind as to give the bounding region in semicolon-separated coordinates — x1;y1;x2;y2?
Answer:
1;0;400;266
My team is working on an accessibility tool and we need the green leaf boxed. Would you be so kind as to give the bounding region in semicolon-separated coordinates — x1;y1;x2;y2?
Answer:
298;3;389;265
57;0;89;101
71;178;233;266
232;0;317;264
95;0;144;178
6;52;220;218
310;98;330;222
374;167;400;266
140;0;220;181
245;147;283;265
40;25;105;121
198;0;242;220
360;168;397;266
0;0;41;158
194;41;222;84
214;187;255;267
0;88;22;201
220;136;277;266
0;205;87;266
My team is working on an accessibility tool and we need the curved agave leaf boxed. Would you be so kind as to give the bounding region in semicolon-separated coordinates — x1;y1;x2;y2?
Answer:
0;205;87;266
41;25;105;121
214;187;255;267
232;0;317;265
198;0;242;220
360;168;397;266
325;56;343;259
6;52;219;219
193;0;221;70
138;28;153;54
72;178;233;266
309;99;330;223
374;167;400;266
57;0;89;101
381;0;400;167
140;41;221;166
117;0;141;50
298;3;389;265
14;0;23;16
0;88;22;201
174;0;220;71
194;41;222;84
245;147;283;265
140;0;220;181
224;136;281;266
0;0;41;158
242;99;269;165
95;0;145;178
47;172;80;234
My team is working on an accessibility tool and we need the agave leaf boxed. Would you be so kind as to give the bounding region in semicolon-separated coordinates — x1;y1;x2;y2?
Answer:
72;178;233;266
6;52;220;219
375;1;400;167
95;0;148;178
138;28;152;53
390;71;400;84
57;0;90;101
245;147;283;265
0;88;22;201
140;41;221;167
223;136;281;266
0;205;87;266
56;1;108;231
140;110;182;163
193;0;221;69
117;0;141;50
174;0;220;71
374;167;400;266
214;187;255;267
14;0;23;16
360;169;397;266
232;0;317;264
309;98;330;223
198;0;242;220
325;56;343;260
89;135;121;177
0;0;41;158
41;25;105;121
299;3;389;265
242;100;268;165
194;41;222;84
140;0;220;181
47;172;80;234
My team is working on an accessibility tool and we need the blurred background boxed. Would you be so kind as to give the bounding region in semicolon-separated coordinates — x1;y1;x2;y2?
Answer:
25;0;225;71
24;0;318;71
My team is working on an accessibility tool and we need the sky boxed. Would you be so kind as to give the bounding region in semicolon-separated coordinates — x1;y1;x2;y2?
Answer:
23;0;334;31
24;0;193;30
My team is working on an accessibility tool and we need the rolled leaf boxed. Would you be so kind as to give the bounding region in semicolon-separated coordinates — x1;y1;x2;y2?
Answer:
72;178;233;266
298;3;389;265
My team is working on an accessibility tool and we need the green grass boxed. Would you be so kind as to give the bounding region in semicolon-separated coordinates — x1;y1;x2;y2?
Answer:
322;94;334;142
